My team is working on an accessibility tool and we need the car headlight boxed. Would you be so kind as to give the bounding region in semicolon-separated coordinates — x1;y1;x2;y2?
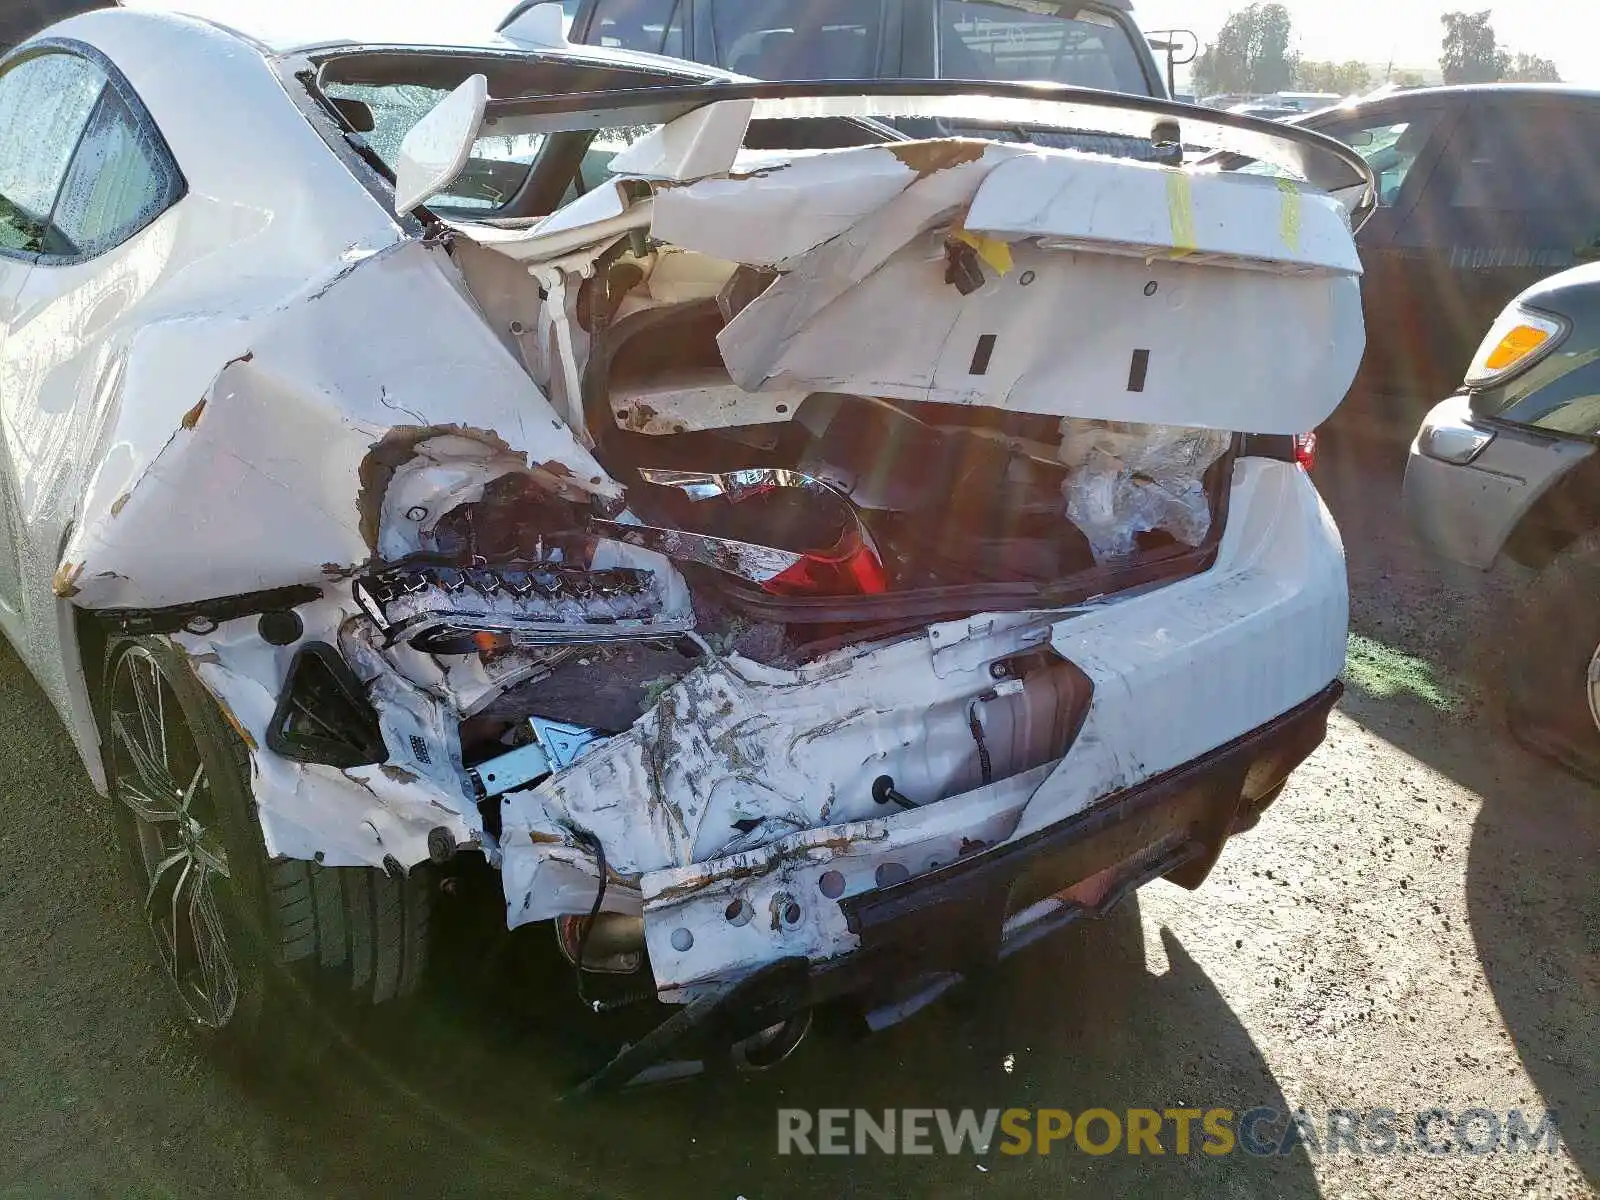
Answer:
1464;304;1568;388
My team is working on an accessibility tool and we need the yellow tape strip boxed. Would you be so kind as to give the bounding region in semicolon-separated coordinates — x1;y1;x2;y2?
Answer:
952;228;1015;277
1276;176;1303;253
1166;171;1196;259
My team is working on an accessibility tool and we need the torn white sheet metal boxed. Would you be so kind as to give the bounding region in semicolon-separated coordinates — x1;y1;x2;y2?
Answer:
646;142;954;265
610;371;804;435
174;600;483;871
465;143;1358;435
719;238;1363;435
498;639;1056;893
59;239;616;611
592;459;1347;998
445;182;651;266
499;819;645;927
696;151;1362;434
639;763;1057;1001
451;135;1364;432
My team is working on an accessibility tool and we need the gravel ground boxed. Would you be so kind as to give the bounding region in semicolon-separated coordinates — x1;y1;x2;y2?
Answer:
0;431;1595;1199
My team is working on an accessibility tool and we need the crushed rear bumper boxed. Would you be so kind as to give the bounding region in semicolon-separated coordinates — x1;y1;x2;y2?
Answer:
825;678;1341;1015
576;680;1341;1090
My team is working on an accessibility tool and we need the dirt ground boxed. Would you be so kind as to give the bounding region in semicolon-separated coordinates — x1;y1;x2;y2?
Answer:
0;431;1595;1200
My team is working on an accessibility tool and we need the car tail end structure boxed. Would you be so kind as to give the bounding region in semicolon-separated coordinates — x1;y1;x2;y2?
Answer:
24;16;1373;1086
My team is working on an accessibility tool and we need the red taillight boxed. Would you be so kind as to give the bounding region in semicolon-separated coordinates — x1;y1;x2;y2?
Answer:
1294;431;1317;472
763;536;889;596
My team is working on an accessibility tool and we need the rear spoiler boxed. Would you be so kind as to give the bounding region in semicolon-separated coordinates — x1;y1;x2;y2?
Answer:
365;72;1380;215
466;79;1377;197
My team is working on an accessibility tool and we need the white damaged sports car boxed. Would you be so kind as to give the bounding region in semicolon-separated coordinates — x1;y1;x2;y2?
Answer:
0;5;1373;1081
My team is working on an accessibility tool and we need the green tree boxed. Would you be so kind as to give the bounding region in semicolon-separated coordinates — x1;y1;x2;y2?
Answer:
1295;59;1372;95
1193;4;1299;96
1392;69;1426;87
1503;51;1561;82
1439;11;1508;84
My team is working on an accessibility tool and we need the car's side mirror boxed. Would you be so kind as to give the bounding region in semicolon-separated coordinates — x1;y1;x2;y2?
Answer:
394;74;489;214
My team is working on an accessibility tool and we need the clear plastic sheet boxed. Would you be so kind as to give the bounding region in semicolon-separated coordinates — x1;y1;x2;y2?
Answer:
1059;420;1233;562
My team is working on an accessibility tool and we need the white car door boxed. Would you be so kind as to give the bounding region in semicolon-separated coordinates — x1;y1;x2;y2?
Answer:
0;48;110;646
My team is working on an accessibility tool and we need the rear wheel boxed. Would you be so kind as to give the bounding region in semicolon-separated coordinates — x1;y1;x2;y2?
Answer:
1507;534;1600;781
100;635;430;1045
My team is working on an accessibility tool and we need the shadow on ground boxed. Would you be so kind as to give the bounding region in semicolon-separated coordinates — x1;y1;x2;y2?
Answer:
241;888;1319;1200
1316;425;1600;1187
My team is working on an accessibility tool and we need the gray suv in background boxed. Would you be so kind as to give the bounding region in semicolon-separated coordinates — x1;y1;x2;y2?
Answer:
1405;263;1600;778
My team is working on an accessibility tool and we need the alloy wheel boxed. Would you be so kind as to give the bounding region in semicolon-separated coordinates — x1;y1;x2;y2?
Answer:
107;646;239;1028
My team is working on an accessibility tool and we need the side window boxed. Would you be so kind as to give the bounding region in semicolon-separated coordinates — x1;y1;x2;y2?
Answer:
51;82;182;258
0;52;105;255
587;0;686;57
1448;107;1600;211
707;0;885;79
1259;112;1440;207
936;1;1150;96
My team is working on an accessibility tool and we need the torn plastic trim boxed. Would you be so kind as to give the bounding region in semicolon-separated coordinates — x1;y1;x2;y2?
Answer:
173;598;487;873
265;642;387;769
90;584;324;636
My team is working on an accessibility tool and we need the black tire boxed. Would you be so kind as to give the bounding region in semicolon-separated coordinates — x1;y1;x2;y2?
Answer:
98;635;430;1046
1507;533;1600;781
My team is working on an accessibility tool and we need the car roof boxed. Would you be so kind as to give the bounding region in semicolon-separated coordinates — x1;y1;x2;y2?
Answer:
1337;82;1600;113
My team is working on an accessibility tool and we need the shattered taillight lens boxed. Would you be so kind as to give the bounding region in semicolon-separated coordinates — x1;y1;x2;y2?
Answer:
619;468;892;598
1293;431;1317;473
763;528;889;596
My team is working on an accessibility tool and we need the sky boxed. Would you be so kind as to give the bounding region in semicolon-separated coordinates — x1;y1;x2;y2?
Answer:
124;0;1600;87
1133;0;1600;87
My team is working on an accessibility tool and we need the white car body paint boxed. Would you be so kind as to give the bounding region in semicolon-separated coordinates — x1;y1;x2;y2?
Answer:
2;10;613;791
0;9;1360;1007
